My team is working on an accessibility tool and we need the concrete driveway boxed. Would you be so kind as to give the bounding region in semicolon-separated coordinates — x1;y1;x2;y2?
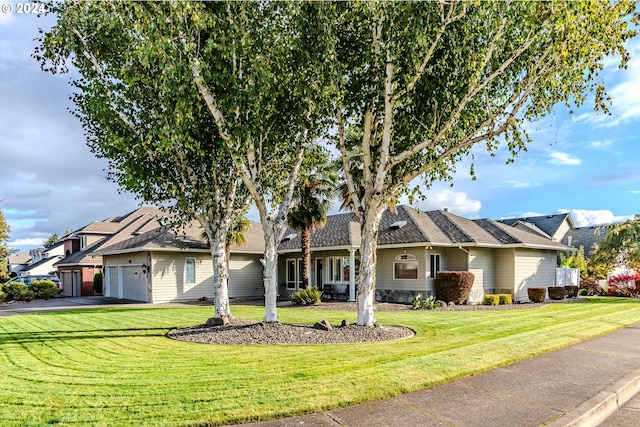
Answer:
0;296;153;317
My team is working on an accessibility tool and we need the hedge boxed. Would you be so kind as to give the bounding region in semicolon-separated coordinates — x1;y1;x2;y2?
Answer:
434;271;474;304
483;294;512;305
548;286;566;300
527;287;546;302
564;285;578;298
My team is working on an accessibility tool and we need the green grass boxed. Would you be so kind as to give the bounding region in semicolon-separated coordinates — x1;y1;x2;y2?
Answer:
1;298;640;426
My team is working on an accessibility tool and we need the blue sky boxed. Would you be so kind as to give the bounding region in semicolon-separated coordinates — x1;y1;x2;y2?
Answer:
1;6;639;255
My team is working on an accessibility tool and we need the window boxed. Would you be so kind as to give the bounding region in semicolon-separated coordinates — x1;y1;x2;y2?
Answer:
185;258;196;284
394;254;418;280
429;254;441;279
80;235;87;250
286;258;302;290
326;256;359;283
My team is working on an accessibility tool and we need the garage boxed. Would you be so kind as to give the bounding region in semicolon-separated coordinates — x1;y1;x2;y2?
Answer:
106;266;118;298
61;271;73;296
121;265;147;302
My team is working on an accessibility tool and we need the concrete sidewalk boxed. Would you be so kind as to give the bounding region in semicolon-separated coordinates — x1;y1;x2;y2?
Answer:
241;324;640;427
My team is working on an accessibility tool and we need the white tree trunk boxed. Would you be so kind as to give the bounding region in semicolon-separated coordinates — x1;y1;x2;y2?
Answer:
262;223;279;322
357;202;385;326
210;236;232;322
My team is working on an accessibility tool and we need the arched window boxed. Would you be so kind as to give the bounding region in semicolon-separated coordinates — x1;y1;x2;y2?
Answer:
394;254;418;280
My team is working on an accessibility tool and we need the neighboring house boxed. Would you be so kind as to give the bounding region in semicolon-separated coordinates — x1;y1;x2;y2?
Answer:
94;221;265;303
18;242;65;277
54;207;164;296
498;213;574;243
279;206;570;303
7;252;31;275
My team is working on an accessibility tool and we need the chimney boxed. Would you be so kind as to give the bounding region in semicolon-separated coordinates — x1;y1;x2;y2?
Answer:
444;208;449;213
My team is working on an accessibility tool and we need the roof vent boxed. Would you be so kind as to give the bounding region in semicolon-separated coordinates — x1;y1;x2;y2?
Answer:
389;221;407;230
282;233;298;242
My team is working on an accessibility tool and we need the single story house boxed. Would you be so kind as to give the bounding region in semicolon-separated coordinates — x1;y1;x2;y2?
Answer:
93;205;570;304
94;221;265;303
278;206;570;303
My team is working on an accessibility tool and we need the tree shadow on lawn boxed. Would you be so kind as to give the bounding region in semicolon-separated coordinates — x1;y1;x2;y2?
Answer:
0;327;175;345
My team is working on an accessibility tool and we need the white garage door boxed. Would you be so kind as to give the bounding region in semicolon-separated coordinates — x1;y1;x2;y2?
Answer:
61;272;72;296
121;266;147;302
107;267;118;298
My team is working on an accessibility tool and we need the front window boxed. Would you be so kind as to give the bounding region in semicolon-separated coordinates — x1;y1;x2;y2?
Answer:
394;254;419;280
326;256;359;283
185;258;196;284
429;254;441;279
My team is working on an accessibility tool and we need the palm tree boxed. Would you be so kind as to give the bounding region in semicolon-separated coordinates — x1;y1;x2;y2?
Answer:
226;215;250;266
288;153;338;288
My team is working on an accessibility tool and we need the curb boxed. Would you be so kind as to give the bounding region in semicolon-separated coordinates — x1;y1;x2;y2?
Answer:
546;366;640;427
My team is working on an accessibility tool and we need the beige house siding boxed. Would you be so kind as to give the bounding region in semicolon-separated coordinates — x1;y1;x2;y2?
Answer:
229;254;264;297
443;248;468;271
514;249;557;302
103;252;263;303
494;248;516;294
376;248;426;292
553;220;571;242
468;248;494;304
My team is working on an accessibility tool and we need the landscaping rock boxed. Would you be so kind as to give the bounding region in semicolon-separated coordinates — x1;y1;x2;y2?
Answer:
341;319;350;327
314;320;333;331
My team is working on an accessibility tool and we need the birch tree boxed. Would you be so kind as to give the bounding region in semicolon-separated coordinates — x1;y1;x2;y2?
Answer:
36;1;250;324
331;1;637;325
168;1;334;321
38;1;333;322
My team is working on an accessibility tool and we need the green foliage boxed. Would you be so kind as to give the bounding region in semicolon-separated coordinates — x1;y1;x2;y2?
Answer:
93;271;103;295
483;294;512;305
0;290;4;303
527;288;547;303
580;278;604;296
288;147;338;287
1;282;34;301
42;232;60;248
411;294;440;310
30;280;60;300
0;202;15;279
559;246;588;276
290;286;323;305
483;295;500;306
548;286;566;300
591;216;640;272
578;288;588;296
434;271;475;304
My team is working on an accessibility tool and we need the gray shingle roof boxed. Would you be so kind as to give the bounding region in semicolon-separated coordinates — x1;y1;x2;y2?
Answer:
498;213;572;238
563;226;607;256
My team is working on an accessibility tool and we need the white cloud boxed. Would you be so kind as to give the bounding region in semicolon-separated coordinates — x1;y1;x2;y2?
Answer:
589;139;616;149
418;190;482;216
556;208;632;227
8;238;44;248
549;151;581;166
497;180;542;189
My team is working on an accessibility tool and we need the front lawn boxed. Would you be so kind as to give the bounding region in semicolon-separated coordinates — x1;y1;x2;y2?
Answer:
1;298;639;426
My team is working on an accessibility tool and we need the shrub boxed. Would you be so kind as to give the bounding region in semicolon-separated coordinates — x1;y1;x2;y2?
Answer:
483;294;512;305
94;271;103;295
0;290;4;303
434;271;474;304
2;282;29;301
578;288;588;296
483;294;500;305
290;286;322;305
411;294;440;310
580;278;603;296
527;287;546;303
564;285;578;298
498;294;513;305
548;286;565;300
30;280;59;300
